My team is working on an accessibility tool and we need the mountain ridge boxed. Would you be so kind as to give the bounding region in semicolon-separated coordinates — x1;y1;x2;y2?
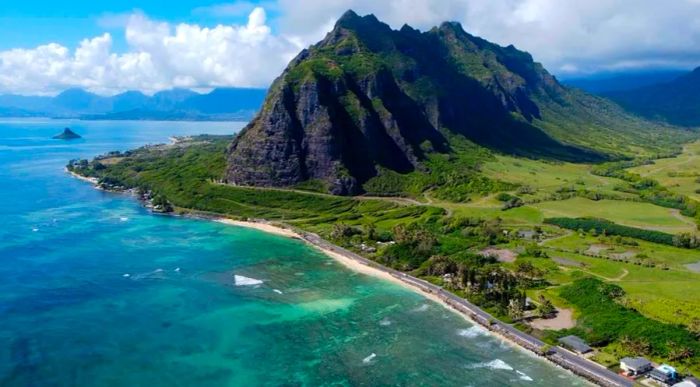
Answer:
226;10;689;195
0;87;267;121
606;67;700;127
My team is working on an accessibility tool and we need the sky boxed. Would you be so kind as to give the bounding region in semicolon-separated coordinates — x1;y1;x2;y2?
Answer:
1;0;700;95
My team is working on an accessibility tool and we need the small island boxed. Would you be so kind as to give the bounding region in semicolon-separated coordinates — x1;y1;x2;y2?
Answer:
53;128;81;140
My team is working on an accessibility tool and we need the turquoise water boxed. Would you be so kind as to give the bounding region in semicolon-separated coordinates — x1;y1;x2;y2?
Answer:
0;119;585;386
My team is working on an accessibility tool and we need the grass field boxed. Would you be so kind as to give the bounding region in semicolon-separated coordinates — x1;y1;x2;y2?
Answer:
629;141;700;201
536;230;700;327
480;155;627;199
533;198;696;233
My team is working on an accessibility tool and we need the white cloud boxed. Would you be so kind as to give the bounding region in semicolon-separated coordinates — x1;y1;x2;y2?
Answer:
0;7;301;95
2;1;700;95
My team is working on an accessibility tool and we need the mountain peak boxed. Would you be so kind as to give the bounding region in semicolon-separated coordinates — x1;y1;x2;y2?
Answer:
337;9;360;23
333;9;388;33
226;11;671;196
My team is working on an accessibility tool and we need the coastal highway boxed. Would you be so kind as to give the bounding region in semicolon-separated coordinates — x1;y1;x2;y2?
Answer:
300;231;634;387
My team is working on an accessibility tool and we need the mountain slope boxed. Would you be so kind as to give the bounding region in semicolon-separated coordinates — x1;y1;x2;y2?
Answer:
226;10;691;195
606;67;700;127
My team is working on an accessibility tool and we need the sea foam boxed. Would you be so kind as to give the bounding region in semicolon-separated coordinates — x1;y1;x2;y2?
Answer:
234;275;263;286
468;359;514;371
362;353;377;364
457;326;486;338
517;370;533;381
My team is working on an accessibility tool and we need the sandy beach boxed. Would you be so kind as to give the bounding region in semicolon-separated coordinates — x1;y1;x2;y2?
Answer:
218;218;613;386
214;218;455;309
66;168;99;184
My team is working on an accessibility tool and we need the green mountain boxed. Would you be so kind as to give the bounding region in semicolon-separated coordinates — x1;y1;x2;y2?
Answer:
606;67;700;127
227;10;689;195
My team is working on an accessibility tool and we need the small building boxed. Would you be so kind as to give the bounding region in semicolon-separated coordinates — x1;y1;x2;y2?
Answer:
673;377;700;387
650;364;679;385
518;230;537;240
620;357;652;376
557;335;592;354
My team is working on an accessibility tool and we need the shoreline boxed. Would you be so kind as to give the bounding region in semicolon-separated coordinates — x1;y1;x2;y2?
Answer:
65;168;628;387
215;218;490;322
65;168;99;184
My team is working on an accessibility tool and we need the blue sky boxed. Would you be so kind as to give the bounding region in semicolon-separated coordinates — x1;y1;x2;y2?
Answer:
0;0;274;50
1;0;700;95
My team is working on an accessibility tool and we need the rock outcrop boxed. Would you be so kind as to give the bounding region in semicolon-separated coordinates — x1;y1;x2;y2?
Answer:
53;128;81;140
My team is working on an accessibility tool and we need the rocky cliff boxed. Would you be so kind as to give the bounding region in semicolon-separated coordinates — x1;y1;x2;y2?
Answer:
227;10;680;195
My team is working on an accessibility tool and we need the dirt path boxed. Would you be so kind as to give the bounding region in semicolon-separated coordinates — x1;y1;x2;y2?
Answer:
670;208;697;228
538;230;573;246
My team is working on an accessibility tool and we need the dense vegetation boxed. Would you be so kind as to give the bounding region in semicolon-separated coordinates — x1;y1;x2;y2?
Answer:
556;278;700;364
544;217;676;246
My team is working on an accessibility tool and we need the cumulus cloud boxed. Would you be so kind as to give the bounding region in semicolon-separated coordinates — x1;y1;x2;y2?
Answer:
2;1;700;95
0;7;301;95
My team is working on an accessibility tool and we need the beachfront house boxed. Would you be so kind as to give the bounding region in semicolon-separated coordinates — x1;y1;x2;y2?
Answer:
674;377;700;387
620;357;652;376
557;335;592;354
650;364;679;385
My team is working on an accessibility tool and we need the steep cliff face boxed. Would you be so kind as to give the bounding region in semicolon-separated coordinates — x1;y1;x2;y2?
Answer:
226;10;676;195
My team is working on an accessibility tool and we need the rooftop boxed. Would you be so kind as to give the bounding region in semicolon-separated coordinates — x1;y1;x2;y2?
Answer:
558;335;592;353
620;357;651;370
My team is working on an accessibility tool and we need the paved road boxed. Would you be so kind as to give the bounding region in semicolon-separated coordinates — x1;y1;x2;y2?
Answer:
300;231;634;387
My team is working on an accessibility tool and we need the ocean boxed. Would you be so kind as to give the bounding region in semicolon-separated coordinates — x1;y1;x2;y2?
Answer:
0;119;584;386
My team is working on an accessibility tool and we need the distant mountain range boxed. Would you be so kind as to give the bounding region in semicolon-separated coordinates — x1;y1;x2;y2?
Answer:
562;70;687;94
0;87;267;121
604;67;700;127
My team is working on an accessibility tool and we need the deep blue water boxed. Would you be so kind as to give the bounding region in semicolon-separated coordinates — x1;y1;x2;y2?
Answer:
0;119;584;386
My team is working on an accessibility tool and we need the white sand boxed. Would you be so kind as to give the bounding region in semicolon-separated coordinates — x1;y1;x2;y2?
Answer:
65;168;98;184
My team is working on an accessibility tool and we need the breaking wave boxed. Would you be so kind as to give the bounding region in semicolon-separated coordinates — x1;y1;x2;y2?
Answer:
234;275;263;286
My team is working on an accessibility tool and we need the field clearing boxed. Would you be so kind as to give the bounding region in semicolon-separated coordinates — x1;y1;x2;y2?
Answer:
480;155;624;197
532;197;696;233
629;141;700;201
543;232;700;268
531;244;700;326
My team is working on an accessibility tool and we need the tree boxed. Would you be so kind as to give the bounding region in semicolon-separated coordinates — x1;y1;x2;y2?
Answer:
363;224;377;241
620;336;651;356
507;298;524;321
667;341;694;361
536;295;556;318
689;318;700;338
